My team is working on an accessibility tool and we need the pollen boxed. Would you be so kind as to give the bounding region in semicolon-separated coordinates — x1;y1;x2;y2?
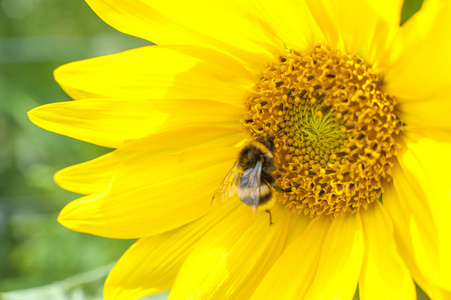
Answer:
243;44;403;217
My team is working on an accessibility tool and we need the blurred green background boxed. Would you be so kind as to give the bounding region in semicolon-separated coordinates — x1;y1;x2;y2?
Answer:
0;0;151;298
0;0;427;299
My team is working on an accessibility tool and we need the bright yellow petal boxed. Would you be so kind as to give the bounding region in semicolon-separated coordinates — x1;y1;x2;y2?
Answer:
54;45;253;102
363;0;404;73
85;0;282;68
58;129;244;239
168;204;290;299
251;217;331;300
28;98;167;148
282;210;312;250
304;213;364;300
384;181;451;300
365;0;403;25
305;0;402;56
384;131;451;292
104;200;240;300
54;152;117;195
55;125;240;196
28;98;242;148
303;0;340;51
245;0;317;51
384;1;451;100
396;92;451;131
359;201;416;300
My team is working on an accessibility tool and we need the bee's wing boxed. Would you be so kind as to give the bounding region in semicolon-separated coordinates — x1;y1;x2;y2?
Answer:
211;161;240;207
237;159;263;208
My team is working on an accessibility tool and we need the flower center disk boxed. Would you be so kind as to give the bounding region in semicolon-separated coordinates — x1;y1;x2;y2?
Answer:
244;44;403;217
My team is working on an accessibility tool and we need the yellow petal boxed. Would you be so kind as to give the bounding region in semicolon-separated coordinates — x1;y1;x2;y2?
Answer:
384;131;451;292
28;98;167;148
245;0;317;51
304;213;364;300
363;0;404;73
365;0;403;25
303;0;340;51
58;130;244;238
168;204;290;300
104;200;240;300
55;45;253;102
55;122;243;196
384;1;451;100
396;92;451;131
359;201;416;300
28;98;242;148
251;217;331;300
305;0;403;56
282;210;312;251
384;181;451;300
85;0;281;68
55;152;118;195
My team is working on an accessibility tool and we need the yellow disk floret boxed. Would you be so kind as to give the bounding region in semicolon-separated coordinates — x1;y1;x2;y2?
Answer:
244;44;403;217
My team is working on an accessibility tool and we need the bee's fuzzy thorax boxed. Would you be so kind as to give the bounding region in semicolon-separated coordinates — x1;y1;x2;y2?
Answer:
238;141;273;171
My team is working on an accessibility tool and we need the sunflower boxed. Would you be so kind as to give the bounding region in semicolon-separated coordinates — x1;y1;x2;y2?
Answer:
28;0;451;299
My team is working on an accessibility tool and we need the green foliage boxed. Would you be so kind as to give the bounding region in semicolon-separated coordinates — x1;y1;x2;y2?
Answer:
0;0;148;293
401;0;424;25
0;265;169;300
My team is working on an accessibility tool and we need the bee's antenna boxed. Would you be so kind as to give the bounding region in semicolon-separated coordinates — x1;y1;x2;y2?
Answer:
248;126;262;138
249;126;282;145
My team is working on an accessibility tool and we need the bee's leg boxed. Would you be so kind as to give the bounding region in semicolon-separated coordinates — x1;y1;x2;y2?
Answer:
265;209;273;226
277;166;288;173
272;184;284;193
263;174;283;193
268;178;283;193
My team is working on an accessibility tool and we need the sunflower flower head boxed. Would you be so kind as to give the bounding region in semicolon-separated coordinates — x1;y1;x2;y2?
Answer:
28;0;451;299
246;44;403;217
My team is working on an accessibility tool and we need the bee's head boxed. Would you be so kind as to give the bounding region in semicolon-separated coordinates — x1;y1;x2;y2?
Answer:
249;127;281;152
256;135;275;152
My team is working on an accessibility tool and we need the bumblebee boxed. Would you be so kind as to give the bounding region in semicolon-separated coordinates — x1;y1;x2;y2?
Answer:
212;135;280;224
